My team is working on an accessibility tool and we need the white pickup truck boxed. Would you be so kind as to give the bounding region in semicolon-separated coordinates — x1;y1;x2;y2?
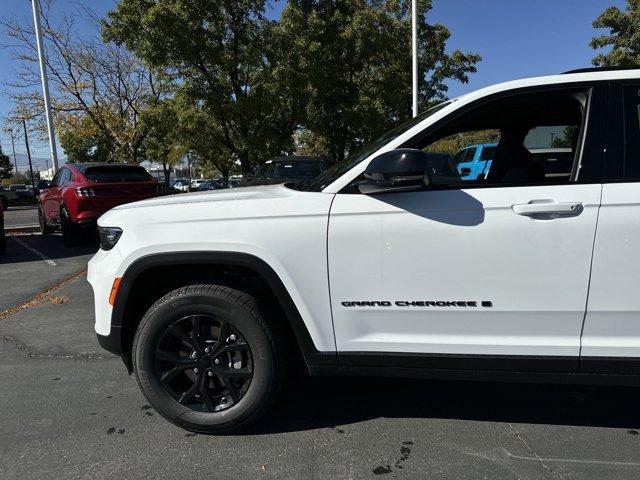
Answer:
89;67;640;433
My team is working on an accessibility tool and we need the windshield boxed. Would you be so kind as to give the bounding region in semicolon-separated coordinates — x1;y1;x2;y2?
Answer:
291;100;453;192
256;160;323;179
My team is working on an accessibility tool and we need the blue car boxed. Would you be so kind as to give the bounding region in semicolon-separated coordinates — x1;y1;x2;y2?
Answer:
453;143;497;180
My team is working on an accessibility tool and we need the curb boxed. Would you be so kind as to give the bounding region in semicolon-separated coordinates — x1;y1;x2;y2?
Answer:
5;225;40;234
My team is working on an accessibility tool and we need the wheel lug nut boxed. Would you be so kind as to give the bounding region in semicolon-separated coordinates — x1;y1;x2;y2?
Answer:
229;334;236;342
204;347;211;354
193;368;199;374
214;358;221;365
207;371;214;377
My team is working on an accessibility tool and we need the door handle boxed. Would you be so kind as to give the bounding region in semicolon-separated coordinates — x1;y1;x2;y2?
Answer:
512;201;582;217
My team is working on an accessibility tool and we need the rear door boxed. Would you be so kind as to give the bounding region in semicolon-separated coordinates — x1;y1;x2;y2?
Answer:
582;82;640;373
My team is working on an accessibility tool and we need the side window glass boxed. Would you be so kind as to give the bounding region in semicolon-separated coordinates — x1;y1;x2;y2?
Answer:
623;85;640;179
51;170;62;187
60;169;71;186
416;90;586;187
426;130;499;180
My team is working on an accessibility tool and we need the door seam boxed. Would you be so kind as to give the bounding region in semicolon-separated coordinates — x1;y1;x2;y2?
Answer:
578;183;603;367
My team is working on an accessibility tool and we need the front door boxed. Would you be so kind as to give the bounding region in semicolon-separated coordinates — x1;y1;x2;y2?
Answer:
328;85;606;372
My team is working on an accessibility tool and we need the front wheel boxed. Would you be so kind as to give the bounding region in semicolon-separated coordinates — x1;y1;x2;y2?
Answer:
132;285;286;434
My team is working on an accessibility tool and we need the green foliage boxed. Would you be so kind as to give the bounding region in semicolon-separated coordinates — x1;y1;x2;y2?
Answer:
277;0;481;162
57;115;115;163
551;126;578;148
0;144;12;179
426;130;499;156
140;99;186;188
103;0;297;175
591;0;640;66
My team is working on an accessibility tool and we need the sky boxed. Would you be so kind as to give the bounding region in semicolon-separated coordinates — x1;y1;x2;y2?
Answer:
0;0;627;168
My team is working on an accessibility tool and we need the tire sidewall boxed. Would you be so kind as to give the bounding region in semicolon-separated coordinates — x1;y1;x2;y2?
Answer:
134;290;276;432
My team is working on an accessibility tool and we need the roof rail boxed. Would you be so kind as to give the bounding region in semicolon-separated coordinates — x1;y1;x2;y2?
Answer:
563;66;640;74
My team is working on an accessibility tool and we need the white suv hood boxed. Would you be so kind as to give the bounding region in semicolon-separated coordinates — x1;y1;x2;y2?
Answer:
97;183;332;228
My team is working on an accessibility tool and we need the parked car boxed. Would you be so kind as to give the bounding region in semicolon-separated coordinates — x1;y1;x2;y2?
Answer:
10;183;34;198
38;163;163;246
190;179;209;190
90;67;640;434
454;143;497;180
0;206;5;254
244;156;327;186
0;185;17;210
172;179;191;192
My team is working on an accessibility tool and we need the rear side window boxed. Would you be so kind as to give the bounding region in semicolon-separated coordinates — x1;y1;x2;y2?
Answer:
623;85;640;180
83;166;151;183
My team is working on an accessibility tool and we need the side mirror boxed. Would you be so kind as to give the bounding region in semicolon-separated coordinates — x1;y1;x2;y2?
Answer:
358;149;462;194
358;149;429;194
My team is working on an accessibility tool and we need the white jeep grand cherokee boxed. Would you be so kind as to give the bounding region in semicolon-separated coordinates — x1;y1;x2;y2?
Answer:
89;67;640;433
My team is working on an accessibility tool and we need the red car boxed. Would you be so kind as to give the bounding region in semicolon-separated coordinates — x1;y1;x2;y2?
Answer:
38;163;163;246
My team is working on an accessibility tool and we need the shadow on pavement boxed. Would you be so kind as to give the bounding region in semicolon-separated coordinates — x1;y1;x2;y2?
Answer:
2;233;99;264
248;375;640;435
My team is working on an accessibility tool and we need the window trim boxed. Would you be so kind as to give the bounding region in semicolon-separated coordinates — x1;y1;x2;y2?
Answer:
603;82;640;183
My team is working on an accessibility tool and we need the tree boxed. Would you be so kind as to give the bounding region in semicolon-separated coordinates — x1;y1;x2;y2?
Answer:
103;0;298;175
277;0;481;162
2;2;166;163
591;0;640;66
175;97;237;187
0;144;12;179
57;114;115;163
140;99;186;190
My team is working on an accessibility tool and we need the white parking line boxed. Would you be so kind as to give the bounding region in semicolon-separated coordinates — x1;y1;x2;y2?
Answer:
12;237;57;267
507;452;640;467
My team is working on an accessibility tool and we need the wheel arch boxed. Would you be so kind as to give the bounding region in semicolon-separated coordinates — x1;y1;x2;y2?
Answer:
110;251;337;372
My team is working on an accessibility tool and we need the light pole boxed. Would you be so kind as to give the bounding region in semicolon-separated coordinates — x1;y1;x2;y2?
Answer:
22;120;36;191
31;0;59;171
411;0;418;118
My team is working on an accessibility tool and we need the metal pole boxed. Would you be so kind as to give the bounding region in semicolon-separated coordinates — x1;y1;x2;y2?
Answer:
187;152;192;191
9;129;18;174
411;0;418;118
23;120;36;191
31;0;59;171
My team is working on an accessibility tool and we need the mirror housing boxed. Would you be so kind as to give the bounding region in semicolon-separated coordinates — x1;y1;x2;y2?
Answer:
358;149;429;194
358;149;461;194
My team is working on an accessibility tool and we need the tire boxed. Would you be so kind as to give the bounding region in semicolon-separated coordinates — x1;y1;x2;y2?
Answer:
60;206;82;246
0;197;7;211
132;284;287;434
38;205;54;235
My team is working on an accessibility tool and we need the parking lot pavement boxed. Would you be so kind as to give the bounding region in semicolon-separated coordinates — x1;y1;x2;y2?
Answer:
0;233;97;311
4;206;38;229
2;241;640;479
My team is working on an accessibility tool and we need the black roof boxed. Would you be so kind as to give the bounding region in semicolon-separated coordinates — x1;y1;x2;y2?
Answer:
563;65;640;74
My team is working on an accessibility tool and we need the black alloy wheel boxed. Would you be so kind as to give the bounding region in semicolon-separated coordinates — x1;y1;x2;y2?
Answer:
155;314;253;412
133;284;287;434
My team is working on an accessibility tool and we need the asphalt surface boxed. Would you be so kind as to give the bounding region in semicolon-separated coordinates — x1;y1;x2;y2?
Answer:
4;206;38;229
2;234;640;479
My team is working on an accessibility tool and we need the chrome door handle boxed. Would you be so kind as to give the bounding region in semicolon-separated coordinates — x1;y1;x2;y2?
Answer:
512;201;583;217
